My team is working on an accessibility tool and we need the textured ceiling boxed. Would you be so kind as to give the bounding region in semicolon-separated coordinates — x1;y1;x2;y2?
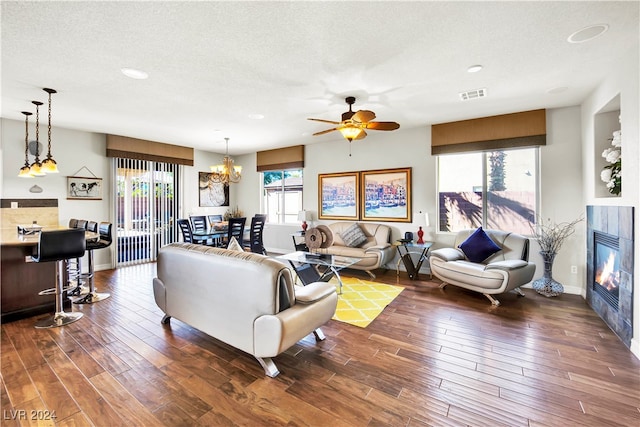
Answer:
1;1;638;155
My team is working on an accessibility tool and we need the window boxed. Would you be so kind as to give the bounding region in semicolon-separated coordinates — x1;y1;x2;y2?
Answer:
262;169;303;224
437;148;538;234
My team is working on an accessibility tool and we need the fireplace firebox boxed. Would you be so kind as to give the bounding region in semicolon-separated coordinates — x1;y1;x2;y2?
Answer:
593;231;620;309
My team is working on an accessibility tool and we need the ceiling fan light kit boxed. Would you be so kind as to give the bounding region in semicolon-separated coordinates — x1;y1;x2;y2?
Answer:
308;96;400;154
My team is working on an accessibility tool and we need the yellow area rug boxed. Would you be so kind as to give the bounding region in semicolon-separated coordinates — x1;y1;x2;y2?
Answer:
330;277;404;328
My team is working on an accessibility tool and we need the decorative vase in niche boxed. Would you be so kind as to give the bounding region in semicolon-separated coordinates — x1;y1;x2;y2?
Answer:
532;251;564;297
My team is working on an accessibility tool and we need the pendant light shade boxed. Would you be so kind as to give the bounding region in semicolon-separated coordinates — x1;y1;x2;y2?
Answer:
40;88;59;173
29;100;45;176
18;111;34;178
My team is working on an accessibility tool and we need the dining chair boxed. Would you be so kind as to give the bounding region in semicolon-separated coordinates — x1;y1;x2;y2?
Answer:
178;219;202;244
207;214;223;227
244;214;267;254
190;216;208;232
225;217;246;248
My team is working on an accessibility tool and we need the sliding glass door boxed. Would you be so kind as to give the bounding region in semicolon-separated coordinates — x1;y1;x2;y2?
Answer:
114;158;180;265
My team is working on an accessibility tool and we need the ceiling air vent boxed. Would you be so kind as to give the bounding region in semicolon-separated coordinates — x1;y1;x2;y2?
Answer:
459;88;487;101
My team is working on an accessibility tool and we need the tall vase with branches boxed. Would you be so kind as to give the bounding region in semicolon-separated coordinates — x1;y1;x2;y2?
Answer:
529;215;583;297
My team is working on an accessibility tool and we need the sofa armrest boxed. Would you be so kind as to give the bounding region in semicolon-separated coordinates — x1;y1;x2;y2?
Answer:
365;243;391;252
485;259;529;271
295;282;336;305
430;248;465;262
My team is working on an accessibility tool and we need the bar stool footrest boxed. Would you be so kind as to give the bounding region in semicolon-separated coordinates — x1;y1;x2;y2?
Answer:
73;292;111;304
35;311;83;329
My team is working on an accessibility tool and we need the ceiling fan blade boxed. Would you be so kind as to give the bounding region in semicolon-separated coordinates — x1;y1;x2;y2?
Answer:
352;110;376;123
312;128;339;136
308;118;341;125
365;121;400;131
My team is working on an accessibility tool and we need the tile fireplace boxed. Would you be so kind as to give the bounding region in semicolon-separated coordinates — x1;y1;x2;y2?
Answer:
586;206;634;348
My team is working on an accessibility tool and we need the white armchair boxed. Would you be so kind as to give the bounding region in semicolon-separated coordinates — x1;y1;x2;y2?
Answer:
429;229;536;306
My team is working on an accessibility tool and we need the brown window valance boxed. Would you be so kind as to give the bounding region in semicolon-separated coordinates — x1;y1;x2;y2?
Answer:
106;134;194;166
431;109;546;155
256;145;304;171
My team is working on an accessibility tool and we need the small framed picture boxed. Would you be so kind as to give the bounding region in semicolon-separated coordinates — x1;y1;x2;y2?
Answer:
67;176;102;200
318;172;359;220
360;167;412;222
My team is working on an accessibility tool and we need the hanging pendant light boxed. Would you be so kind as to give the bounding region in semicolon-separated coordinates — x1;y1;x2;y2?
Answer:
210;138;242;184
29;100;45;176
41;88;59;173
18;111;34;178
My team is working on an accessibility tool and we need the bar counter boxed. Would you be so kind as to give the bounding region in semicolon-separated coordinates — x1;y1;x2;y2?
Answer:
1;227;67;323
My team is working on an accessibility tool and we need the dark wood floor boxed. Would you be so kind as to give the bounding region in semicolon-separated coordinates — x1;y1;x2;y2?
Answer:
2;263;639;426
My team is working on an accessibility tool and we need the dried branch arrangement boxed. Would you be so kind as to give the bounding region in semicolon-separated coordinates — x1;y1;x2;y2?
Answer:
530;215;583;254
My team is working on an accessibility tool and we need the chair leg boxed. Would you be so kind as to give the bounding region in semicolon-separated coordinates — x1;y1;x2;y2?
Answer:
365;270;376;279
73;249;110;304
514;287;526;297
313;328;326;341
256;357;280;378
35;260;84;328
483;293;501;306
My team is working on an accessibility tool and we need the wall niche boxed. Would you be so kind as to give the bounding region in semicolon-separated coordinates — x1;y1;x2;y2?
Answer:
594;94;621;198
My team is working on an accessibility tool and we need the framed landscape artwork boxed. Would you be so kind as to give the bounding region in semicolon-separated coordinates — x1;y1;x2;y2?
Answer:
199;172;229;207
360;167;412;222
318;172;359;220
67;176;102;200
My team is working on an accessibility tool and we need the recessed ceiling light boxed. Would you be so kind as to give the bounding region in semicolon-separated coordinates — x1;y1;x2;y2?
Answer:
547;86;568;94
567;24;609;43
248;113;264;120
467;65;483;73
121;68;149;79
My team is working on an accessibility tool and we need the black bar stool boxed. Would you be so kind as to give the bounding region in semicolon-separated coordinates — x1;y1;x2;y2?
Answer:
74;222;112;304
34;228;86;328
67;219;87;296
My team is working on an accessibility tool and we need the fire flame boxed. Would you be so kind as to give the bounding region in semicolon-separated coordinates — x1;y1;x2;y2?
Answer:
595;252;620;291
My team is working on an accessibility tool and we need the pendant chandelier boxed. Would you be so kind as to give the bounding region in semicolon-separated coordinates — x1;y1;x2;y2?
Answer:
210;138;242;184
18;111;34;178
41;88;59;173
29;100;45;176
17;87;60;177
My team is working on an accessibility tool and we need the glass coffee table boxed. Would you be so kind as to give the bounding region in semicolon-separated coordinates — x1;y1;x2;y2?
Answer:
276;251;361;294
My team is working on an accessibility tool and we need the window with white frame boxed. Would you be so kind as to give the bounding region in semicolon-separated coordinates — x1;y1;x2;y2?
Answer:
262;169;303;224
437;148;538;235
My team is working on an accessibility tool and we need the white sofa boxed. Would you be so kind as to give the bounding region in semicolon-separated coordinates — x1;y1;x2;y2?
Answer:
318;222;395;278
429;229;536;306
153;243;338;377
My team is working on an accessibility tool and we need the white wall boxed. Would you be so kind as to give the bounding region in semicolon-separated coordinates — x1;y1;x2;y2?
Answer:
1;118;112;269
581;43;640;358
231;111;586;291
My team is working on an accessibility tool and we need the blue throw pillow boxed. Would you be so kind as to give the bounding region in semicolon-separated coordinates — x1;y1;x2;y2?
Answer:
458;227;501;263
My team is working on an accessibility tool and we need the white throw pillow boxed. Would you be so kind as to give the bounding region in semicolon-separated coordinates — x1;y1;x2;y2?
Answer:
227;236;244;252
